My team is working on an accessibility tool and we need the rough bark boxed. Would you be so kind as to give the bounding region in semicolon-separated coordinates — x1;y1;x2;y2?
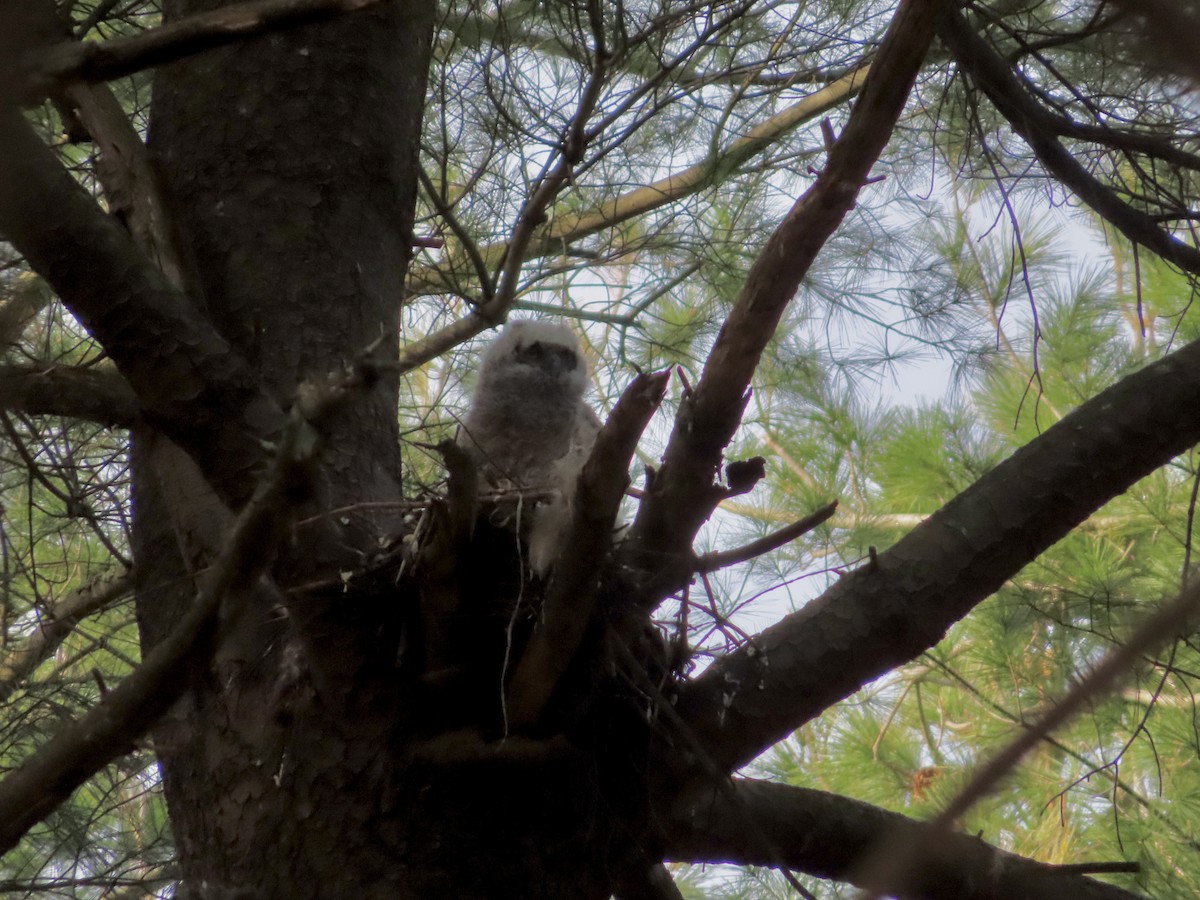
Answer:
133;0;435;895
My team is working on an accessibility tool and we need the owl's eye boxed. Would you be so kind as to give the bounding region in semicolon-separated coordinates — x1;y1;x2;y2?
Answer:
517;341;578;374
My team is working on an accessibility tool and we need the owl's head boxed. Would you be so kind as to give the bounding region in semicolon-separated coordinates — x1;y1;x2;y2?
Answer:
480;319;588;396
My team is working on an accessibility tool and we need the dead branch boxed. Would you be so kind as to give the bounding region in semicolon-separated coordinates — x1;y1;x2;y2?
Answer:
622;0;950;607
695;500;838;574
663;778;1143;900
505;368;671;730
0;364;141;427
23;0;392;98
0;568;132;705
941;8;1200;277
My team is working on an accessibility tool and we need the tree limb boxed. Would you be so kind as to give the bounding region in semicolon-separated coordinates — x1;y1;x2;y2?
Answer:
0;568;132;704
663;778;1143;900
0;105;283;508
852;574;1200;896
612;862;686;900
674;330;1200;772
0;363;141;426
23;0;393;98
621;0;950;605
941;8;1200;276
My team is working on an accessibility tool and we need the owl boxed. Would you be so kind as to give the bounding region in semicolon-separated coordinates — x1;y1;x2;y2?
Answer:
458;320;601;574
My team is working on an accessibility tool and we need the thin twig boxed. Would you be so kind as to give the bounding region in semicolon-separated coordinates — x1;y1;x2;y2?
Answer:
695;501;838;574
0;568;132;704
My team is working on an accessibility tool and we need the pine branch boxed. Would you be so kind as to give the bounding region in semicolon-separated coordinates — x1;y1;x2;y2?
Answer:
663;778;1143;900
0;369;344;856
941;8;1200;276
407;63;870;297
674;330;1200;772
0;568;132;704
855;575;1200;896
0;104;283;509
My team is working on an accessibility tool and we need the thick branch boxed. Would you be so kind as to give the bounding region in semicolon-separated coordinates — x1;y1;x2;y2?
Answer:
675;332;1200;772
0;364;141;426
663;779;1142;900
612;862;685;900
622;0;949;604
506;369;671;729
0;106;282;507
1109;0;1200;88
941;8;1200;275
24;0;392;97
0;569;132;704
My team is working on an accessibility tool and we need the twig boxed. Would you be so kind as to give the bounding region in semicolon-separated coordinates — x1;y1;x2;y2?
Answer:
25;0;393;97
695;500;837;574
394;1;611;375
407;63;871;298
941;8;1200;278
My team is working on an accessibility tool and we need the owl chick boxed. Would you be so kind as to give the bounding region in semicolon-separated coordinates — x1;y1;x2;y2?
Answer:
458;320;600;574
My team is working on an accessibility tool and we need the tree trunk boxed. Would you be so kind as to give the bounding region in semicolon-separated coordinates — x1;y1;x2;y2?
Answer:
130;2;572;895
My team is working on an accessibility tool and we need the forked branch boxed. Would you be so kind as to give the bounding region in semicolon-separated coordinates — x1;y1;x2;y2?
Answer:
0;378;336;855
0;105;283;508
942;8;1200;276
